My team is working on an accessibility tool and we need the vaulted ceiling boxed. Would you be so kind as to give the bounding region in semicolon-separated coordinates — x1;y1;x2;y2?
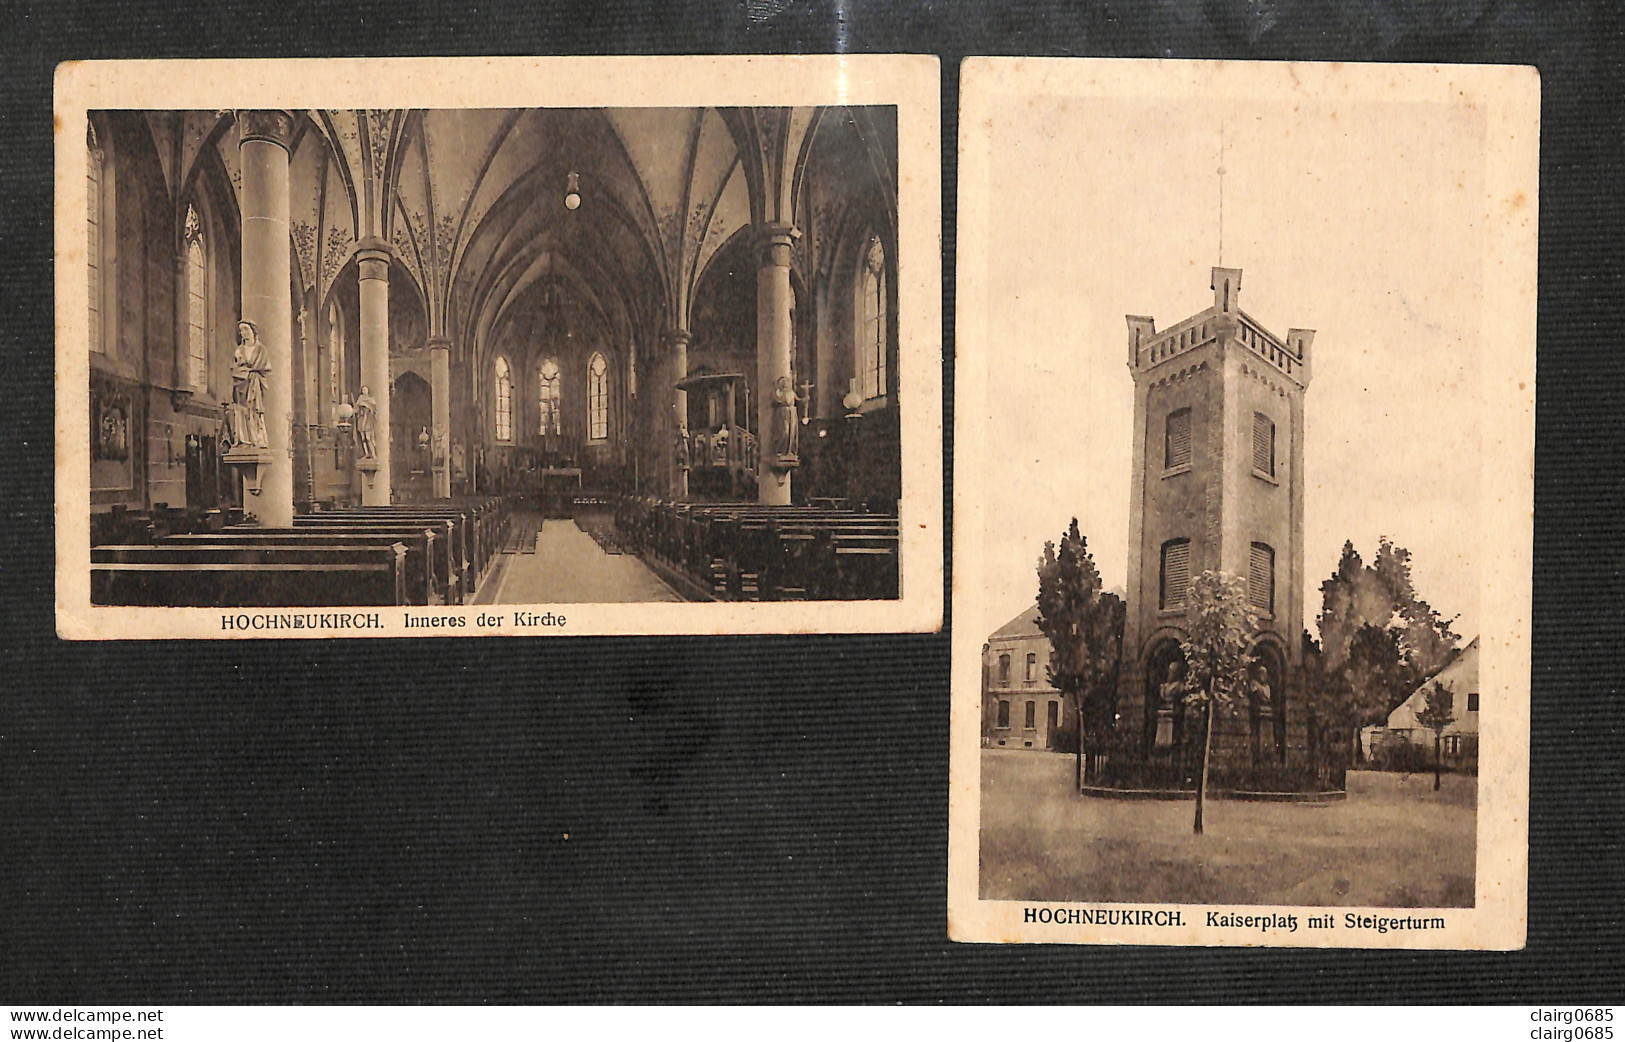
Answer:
158;106;895;375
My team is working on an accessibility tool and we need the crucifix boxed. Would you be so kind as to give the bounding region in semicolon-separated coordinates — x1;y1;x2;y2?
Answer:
798;377;815;425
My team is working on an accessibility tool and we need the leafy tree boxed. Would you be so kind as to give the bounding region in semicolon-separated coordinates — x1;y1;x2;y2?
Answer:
1179;570;1260;835
1414;682;1457;791
1313;537;1462;773
1036;519;1125;789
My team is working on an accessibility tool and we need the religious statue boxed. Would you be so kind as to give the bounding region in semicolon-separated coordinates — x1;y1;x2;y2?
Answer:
1155;660;1185;750
451;440;466;481
226;320;270;448
353;385;378;459
674;428;690;471
770;375;799;458
710;424;729;466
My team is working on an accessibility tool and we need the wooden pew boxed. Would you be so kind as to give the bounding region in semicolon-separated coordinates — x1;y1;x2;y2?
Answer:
164;528;444;605
295;516;465;604
91;544;409;606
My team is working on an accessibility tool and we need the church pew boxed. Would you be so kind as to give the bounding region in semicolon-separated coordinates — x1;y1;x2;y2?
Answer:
91;544;409;607
294;517;466;604
164;529;444;605
310;506;497;582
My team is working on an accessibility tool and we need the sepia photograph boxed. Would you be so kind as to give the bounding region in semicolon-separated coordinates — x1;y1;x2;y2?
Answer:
949;58;1536;948
55;56;943;638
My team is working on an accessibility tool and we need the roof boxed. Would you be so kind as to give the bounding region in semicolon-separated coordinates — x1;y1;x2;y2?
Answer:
1386;636;1480;732
989;604;1044;641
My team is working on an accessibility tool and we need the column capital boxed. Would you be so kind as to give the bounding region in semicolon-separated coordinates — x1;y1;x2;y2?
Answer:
426;335;453;353
236;110;298;151
758;221;801;261
356;242;393;282
662;327;692;350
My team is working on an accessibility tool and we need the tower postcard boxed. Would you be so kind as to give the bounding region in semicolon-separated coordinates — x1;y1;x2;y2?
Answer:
949;59;1535;948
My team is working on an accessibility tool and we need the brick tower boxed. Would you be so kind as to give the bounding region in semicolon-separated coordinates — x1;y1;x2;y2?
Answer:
1117;267;1314;771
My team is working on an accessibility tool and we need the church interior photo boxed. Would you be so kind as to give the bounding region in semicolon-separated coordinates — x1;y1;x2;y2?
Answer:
84;106;903;606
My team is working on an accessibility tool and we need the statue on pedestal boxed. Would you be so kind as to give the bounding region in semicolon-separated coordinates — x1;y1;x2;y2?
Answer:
770;375;799;459
353;385;378;459
225;320;270;448
1155;660;1185;750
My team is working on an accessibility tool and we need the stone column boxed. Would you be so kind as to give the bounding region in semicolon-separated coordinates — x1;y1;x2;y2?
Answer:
668;328;690;499
756;222;799;505
356;243;392;505
428;335;452;499
236;110;296;526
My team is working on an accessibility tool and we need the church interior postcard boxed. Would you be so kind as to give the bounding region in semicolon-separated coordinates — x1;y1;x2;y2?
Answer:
949;58;1535;948
53;55;943;639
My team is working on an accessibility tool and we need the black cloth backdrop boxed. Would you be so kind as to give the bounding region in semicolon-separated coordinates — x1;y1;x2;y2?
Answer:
1;0;1620;1003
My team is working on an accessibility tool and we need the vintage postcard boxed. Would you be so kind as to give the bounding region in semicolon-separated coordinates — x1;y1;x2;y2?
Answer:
55;55;942;639
949;59;1535;948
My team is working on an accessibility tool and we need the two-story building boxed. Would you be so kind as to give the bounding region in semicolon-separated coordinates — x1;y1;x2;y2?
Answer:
981;605;1072;751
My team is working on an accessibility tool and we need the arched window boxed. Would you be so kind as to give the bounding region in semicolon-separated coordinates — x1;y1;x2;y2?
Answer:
628;345;637;398
327;299;343;415
587;352;609;440
184;204;208;391
87;122;106;355
859;234;888;400
494;356;513;442
538;359;561;436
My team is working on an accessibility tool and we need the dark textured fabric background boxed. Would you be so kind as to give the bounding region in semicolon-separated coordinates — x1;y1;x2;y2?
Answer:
1;0;1620;1004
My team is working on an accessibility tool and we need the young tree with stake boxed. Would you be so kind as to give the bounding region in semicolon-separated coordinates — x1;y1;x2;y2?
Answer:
1179;570;1260;835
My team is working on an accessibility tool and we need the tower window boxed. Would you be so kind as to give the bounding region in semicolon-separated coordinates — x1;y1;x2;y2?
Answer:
1249;542;1275;614
1165;408;1192;469
1252;411;1276;476
1160;539;1191;611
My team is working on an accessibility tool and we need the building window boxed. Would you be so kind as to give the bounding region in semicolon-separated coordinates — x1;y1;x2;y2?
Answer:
1252;411;1276;476
1249;542;1275;614
1467;692;1479;712
859;234;887;400
184;205;208;392
538;358;561;436
87;122;106;355
998;653;1010;684
1160;539;1191;610
587;351;609;440
1165;408;1192;469
1025;652;1037;682
327;299;343;414
1024;701;1037;729
996;700;1010;729
1047;701;1059;732
494;356;512;442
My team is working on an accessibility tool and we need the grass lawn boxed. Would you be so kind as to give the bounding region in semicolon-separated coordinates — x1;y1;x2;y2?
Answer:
979;749;1476;907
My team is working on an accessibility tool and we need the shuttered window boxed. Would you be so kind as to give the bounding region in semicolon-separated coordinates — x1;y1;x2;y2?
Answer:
1249;542;1274;613
1165;408;1192;469
1160;539;1191;610
1253;411;1275;476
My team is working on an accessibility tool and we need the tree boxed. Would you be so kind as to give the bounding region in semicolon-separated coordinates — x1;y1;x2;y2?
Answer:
1313;537;1462;775
1036;519;1125;789
1414;682;1457;791
1179;570;1260;835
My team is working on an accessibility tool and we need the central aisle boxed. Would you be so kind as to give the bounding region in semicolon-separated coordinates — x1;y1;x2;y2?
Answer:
493;519;683;604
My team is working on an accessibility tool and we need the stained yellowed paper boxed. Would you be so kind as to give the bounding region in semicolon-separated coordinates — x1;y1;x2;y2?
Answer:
55;55;942;638
950;58;1534;948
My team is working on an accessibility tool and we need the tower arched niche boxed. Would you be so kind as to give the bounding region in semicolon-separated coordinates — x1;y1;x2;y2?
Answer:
1141;630;1189;763
1248;632;1290;765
